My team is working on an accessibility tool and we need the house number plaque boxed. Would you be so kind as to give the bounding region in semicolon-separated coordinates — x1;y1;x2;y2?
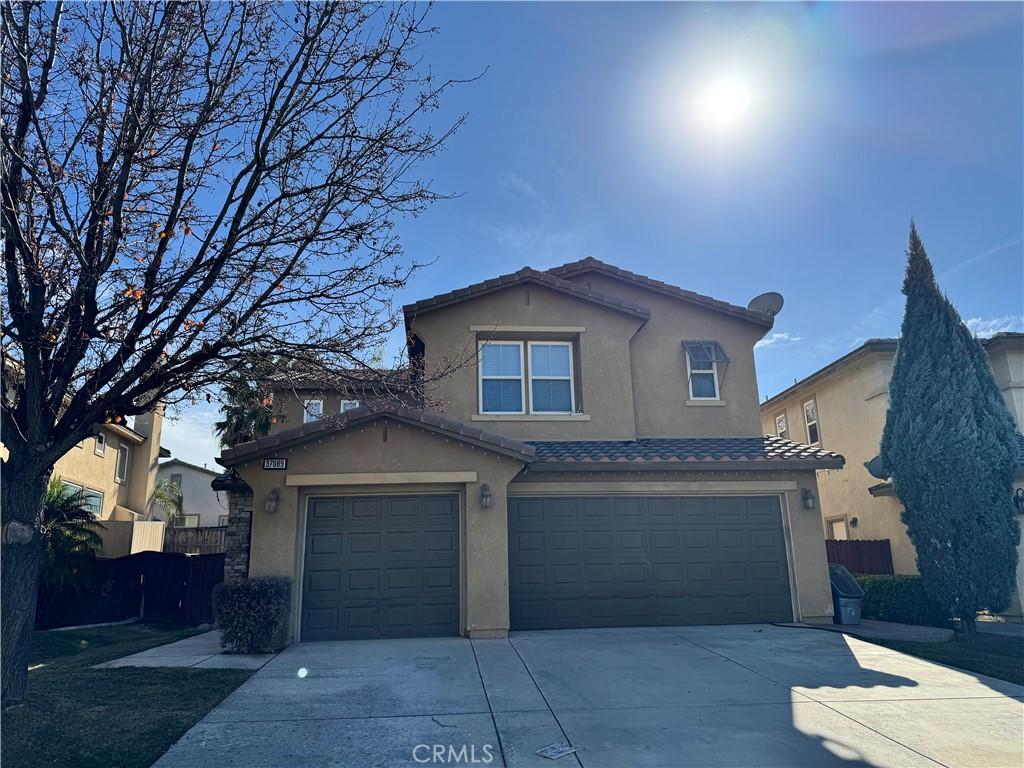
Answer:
263;458;287;470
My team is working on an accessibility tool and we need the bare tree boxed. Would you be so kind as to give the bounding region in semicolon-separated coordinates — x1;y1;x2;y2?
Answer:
1;0;462;704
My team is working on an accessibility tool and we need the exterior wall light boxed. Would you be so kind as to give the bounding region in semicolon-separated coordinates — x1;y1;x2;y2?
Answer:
265;487;280;514
801;488;817;510
479;484;492;509
1014;488;1024;515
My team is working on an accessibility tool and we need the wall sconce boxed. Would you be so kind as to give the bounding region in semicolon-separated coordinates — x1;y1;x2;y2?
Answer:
849;516;859;529
1014;488;1024;515
265;487;280;514
479;484;492;510
801;488;817;510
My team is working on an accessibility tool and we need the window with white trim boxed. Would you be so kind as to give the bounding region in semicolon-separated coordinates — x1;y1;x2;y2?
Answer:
303;398;323;423
218;514;230;527
81;489;103;518
803;398;820;444
528;341;574;413
94;432;106;457
115;444;130;483
479;342;524;414
175;514;200;528
340;400;360;412
775;412;788;439
685;344;720;399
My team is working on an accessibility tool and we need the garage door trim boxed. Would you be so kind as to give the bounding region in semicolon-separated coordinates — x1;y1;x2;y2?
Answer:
296;489;464;641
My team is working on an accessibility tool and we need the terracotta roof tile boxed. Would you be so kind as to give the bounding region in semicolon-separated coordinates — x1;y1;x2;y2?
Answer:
526;436;844;469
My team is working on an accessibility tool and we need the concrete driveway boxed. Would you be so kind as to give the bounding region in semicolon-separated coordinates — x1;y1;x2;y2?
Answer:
154;624;1024;768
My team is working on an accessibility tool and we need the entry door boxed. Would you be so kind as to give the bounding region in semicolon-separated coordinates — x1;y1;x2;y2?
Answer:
301;495;460;641
508;496;793;630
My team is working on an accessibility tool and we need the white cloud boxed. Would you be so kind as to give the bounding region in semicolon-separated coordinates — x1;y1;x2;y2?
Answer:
161;404;222;470
480;223;589;270
755;332;803;350
964;315;1024;337
498;172;541;203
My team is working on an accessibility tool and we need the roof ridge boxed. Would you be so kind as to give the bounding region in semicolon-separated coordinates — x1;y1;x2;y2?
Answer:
545;257;773;328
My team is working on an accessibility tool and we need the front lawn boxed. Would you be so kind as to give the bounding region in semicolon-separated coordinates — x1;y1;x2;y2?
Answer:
866;632;1024;686
2;622;253;768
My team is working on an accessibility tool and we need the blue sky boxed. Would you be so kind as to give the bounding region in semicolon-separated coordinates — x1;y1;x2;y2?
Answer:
165;2;1023;467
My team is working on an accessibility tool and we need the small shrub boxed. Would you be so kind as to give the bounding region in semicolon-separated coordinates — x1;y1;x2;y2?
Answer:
212;577;291;653
856;575;953;628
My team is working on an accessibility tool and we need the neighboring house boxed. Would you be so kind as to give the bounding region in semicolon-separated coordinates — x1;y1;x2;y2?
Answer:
760;333;1024;617
1;408;169;557
157;459;227;528
214;257;845;642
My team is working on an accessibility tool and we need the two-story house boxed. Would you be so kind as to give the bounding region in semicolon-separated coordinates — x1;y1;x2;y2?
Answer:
157;458;227;528
214;258;844;642
760;333;1024;617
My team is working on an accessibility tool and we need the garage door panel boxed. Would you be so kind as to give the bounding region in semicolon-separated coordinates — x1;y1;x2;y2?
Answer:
508;496;793;630
301;495;459;641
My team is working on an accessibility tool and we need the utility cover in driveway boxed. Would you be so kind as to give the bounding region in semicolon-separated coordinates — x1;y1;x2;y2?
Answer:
508;496;793;630
301;495;459;640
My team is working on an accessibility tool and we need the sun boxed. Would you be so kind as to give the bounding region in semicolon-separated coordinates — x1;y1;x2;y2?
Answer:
695;74;753;133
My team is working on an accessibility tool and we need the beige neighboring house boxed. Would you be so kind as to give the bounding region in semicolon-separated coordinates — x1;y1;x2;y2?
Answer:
45;410;168;557
214;257;845;643
760;333;1024;618
157;458;226;528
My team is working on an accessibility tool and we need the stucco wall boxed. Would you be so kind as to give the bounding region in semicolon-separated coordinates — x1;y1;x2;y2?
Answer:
410;283;645;440
230;417;526;639
157;462;226;527
564;272;767;438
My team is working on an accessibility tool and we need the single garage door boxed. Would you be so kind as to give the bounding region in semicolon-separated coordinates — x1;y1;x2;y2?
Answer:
301;494;460;641
508;496;793;630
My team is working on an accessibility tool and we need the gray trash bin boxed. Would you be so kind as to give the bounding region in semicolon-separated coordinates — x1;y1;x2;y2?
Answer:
828;564;864;626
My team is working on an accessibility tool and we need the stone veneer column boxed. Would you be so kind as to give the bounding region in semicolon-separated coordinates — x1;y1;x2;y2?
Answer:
224;489;254;582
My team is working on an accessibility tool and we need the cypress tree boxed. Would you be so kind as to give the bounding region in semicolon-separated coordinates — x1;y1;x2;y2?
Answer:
881;223;1020;634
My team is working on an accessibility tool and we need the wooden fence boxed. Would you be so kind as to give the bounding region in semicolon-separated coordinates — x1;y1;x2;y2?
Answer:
164;525;227;555
825;539;894;575
36;551;225;629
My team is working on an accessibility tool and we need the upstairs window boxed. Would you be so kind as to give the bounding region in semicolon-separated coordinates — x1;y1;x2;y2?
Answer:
479;342;524;414
340;400;360;413
775;412;788;439
303;398;323;423
115;444;130;483
94;432;106;457
803;398;820;444
529;342;574;413
683;341;724;400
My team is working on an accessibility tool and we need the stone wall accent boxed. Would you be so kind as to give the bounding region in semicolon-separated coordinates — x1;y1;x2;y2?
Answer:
224;489;253;582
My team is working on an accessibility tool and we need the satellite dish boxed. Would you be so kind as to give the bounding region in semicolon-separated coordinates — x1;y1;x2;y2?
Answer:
747;292;784;317
865;456;887;480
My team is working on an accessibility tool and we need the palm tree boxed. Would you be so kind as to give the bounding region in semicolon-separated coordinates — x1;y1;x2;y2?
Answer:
214;374;272;448
37;479;104;613
152;477;182;525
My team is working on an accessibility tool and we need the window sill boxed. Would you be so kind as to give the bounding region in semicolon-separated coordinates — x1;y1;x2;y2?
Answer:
685;399;726;407
471;414;591;422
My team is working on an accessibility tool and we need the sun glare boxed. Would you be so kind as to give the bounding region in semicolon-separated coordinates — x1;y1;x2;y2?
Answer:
695;74;753;133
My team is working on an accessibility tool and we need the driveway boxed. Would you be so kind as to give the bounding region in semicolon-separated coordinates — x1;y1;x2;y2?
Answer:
154;624;1024;768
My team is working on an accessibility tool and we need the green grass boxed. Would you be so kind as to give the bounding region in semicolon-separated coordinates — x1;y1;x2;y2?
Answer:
866;632;1024;686
2;623;253;768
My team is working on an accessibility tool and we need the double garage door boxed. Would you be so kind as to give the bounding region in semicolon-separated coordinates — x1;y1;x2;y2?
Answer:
300;493;793;640
508;495;794;630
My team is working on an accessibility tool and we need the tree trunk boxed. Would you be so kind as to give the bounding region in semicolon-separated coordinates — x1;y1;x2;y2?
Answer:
1;467;49;707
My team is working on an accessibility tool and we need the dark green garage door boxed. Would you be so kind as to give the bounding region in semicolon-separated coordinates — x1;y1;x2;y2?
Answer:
508;496;793;630
301;495;459;641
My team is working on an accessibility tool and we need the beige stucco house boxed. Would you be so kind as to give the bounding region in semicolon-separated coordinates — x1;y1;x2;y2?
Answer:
215;258;845;641
760;333;1024;616
2;409;169;557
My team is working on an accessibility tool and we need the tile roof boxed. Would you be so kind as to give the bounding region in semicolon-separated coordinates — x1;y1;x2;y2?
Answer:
525;436;844;470
402;266;651;321
545;257;775;329
218;404;536;466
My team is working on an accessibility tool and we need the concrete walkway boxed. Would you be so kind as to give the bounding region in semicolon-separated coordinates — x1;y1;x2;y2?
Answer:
95;630;277;670
153;624;1024;768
